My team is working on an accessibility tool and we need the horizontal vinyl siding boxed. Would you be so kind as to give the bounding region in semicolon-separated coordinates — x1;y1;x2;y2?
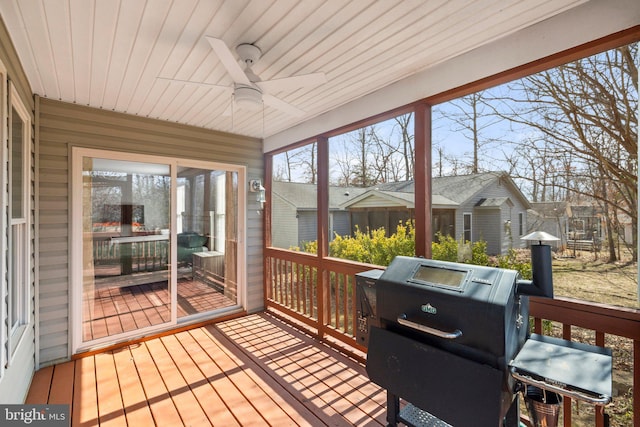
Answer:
298;211;318;246
270;194;298;249
351;195;403;209
474;210;501;255
331;211;350;239
461;178;531;254
37;98;263;365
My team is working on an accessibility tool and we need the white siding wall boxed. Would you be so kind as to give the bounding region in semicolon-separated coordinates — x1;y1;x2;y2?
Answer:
474;210;501;255
455;177;530;255
331;211;351;239
297;211;318;246
270;194;298;249
37;98;263;366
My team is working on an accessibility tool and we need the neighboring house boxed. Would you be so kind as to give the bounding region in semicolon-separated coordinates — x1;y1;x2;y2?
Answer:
569;205;605;241
347;172;533;255
273;172;532;255
617;212;634;246
528;202;608;250
271;181;367;249
527;202;571;249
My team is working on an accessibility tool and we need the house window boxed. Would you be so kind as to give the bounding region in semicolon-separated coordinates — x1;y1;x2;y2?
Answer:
433;209;455;240
519;212;524;236
8;83;31;356
463;213;472;242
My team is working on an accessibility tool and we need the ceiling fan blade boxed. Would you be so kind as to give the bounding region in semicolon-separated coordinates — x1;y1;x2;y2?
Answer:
205;36;251;85
157;77;232;93
263;93;305;117
257;72;326;93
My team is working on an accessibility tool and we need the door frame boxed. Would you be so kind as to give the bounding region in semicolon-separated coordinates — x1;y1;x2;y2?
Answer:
70;147;247;354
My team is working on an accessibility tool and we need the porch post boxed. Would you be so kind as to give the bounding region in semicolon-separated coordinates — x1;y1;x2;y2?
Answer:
414;103;432;258
263;153;273;308
317;137;329;338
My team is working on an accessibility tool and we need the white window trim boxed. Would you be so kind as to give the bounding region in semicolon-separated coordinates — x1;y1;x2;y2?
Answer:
463;212;472;243
7;81;31;362
0;60;7;377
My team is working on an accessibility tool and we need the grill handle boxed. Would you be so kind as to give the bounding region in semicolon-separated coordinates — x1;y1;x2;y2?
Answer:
510;369;611;406
397;314;463;339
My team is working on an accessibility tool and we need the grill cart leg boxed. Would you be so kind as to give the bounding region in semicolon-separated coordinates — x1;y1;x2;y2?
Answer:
502;395;520;427
386;391;399;427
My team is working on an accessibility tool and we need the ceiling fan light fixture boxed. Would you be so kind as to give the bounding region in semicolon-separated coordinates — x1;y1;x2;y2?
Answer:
234;86;262;110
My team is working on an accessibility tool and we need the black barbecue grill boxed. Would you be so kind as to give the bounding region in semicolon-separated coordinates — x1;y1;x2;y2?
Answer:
360;237;612;427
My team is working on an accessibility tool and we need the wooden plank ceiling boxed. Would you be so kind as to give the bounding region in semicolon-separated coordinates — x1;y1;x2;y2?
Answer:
1;0;586;139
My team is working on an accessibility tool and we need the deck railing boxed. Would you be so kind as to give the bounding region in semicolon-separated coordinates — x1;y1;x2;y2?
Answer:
265;248;640;426
93;235;169;274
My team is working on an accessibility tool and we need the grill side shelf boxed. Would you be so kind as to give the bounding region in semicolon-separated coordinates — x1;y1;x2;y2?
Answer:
510;370;611;406
509;334;613;406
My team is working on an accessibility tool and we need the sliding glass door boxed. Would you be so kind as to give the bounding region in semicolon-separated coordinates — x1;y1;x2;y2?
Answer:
176;166;239;318
80;157;172;342
73;149;245;350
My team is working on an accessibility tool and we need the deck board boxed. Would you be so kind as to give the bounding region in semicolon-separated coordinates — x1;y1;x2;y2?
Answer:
25;365;53;404
72;356;99;427
144;338;213;426
94;352;127;427
112;347;156;427
216;316;387;426
129;341;184;426
175;330;245;426
26;313;386;426
49;361;76;405
186;327;270;426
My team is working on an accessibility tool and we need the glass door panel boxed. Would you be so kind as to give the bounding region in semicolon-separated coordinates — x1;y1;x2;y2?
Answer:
176;166;238;318
81;158;172;342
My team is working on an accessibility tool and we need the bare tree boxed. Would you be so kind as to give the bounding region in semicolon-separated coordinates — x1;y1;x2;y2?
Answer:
330;115;416;186
274;142;317;184
392;113;414;180
298;141;317;184
499;44;638;260
435;91;504;174
433;144;445;177
332;147;356;186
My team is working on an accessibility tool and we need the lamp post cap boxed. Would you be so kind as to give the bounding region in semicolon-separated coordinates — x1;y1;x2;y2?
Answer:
521;231;560;242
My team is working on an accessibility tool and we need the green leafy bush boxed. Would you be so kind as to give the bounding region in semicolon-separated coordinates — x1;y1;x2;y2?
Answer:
431;234;489;265
295;225;531;279
329;221;415;266
431;233;458;262
470;240;490;265
495;249;533;280
297;240;318;254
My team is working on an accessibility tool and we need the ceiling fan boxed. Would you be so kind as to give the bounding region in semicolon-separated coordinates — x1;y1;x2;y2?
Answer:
159;37;327;116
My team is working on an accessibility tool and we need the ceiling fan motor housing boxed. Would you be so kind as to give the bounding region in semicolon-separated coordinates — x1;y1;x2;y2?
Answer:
236;43;262;66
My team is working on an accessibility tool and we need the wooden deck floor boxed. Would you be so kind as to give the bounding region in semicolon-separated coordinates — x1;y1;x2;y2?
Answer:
27;313;387;426
83;277;236;342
